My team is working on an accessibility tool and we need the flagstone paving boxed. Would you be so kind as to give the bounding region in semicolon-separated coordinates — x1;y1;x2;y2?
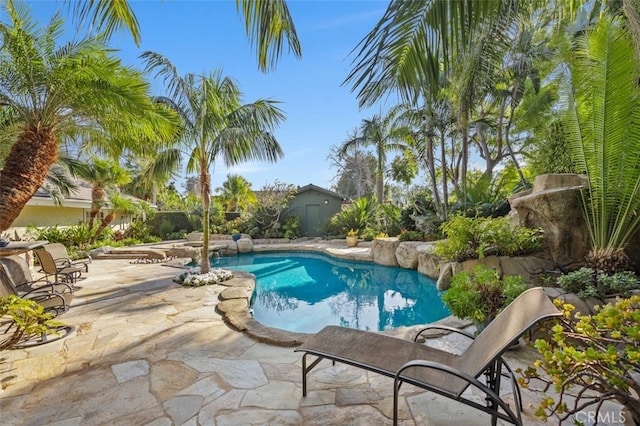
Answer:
0;248;628;425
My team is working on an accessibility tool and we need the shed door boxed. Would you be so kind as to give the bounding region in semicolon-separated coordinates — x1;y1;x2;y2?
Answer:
305;204;321;237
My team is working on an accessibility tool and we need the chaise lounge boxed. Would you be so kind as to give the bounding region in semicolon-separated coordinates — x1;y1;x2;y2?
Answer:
295;287;561;425
42;242;91;273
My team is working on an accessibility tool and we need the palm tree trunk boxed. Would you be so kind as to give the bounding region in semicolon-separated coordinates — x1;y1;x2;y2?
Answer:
0;128;58;231
92;212;116;243
200;167;211;274
440;132;449;219
89;186;106;229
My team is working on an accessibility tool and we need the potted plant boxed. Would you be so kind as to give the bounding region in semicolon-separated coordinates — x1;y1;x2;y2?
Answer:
442;264;528;331
345;229;358;247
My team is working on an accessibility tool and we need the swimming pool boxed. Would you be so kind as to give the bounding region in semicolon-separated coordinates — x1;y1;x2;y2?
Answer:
210;251;449;333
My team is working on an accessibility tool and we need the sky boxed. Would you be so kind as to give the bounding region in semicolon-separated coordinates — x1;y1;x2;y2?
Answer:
24;0;394;193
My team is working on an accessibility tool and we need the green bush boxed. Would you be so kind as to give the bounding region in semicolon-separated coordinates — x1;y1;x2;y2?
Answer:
0;295;63;351
557;267;639;299
434;214;544;262
442;265;528;326
282;216;301;240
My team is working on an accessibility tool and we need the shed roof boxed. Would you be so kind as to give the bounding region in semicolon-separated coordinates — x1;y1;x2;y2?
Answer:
296;184;345;201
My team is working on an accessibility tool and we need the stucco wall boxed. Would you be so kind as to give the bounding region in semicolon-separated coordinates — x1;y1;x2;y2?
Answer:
7;205;131;238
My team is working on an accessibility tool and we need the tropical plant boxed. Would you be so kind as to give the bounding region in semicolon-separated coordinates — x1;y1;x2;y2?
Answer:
338;107;410;203
434;214;544;262
73;158;131;230
442;265;528;327
215;174;257;212
562;15;640;272
0;1;171;232
143;52;285;273
67;0;301;72
519;297;640;424
327;196;377;236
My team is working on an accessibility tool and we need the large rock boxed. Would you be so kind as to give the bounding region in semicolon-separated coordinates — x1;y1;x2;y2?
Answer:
509;174;590;268
236;238;254;254
371;238;400;267
395;242;423;269
416;242;441;278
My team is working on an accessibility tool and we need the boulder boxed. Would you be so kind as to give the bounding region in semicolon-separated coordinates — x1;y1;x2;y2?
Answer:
417;243;441;278
509;173;590;267
236;237;254;254
436;262;454;291
461;256;500;274
371;238;400;267
499;256;555;284
395;242;423;269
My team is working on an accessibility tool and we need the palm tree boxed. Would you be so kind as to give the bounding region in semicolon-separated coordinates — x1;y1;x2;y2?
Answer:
143;52;285;273
339;107;409;203
74;158;131;230
0;1;169;232
69;0;301;72
216;174;257;212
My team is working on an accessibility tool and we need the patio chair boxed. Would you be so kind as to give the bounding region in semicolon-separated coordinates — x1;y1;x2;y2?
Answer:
42;243;91;273
0;262;72;316
294;287;561;426
33;248;83;285
0;255;75;295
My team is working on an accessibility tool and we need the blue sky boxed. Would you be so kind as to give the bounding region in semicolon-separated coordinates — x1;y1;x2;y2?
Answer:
25;0;394;193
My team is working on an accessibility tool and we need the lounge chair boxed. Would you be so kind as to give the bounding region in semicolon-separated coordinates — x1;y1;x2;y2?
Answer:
0;258;74;348
33;248;83;284
295;287;561;425
42;243;91;273
0;257;73;315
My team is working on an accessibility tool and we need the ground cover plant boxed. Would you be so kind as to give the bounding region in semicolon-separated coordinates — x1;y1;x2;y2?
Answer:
173;268;233;287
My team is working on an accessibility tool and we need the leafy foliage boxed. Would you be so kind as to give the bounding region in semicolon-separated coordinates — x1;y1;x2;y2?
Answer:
442;265;528;325
0;295;63;351
434;214;544;262
282;215;301;240
557;268;640;300
326;196;376;236
519;297;640;424
564;15;640;265
245;181;297;238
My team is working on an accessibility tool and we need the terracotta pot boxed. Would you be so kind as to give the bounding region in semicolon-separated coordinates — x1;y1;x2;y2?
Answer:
346;236;358;247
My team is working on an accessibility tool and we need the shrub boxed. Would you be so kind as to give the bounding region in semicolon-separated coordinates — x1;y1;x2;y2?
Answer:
557;267;640;299
519;297;640;424
327;197;376;236
0;295;63;350
282;216;301;240
434;214;544;262
442;265;528;326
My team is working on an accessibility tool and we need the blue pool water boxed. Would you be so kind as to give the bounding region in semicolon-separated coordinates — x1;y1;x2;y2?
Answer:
210;251;449;333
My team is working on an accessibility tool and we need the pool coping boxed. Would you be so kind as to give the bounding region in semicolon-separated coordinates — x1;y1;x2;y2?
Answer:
202;242;470;347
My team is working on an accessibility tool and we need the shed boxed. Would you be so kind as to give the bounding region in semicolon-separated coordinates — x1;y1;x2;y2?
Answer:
285;184;344;237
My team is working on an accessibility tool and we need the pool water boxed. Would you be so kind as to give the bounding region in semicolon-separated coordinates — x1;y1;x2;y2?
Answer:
210;251;450;334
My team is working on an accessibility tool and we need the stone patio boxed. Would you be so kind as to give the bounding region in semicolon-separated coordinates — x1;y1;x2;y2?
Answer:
0;245;628;425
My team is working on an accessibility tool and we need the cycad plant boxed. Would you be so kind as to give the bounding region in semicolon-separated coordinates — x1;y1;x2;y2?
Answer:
564;15;640;272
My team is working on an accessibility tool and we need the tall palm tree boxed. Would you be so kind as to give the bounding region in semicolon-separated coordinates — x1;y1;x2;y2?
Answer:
0;1;170;232
216;174;257;213
339;107;409;203
143;52;285;273
69;0;301;72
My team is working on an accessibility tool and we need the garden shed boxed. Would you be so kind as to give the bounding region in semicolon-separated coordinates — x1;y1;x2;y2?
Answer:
285;184;344;237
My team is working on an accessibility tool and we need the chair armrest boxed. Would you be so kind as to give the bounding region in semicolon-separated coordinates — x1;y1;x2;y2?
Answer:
414;325;475;342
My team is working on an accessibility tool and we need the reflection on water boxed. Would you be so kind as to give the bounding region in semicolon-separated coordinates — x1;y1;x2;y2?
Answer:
210;251;449;333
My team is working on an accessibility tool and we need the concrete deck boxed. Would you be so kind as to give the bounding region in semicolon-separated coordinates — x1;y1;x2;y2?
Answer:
0;249;626;425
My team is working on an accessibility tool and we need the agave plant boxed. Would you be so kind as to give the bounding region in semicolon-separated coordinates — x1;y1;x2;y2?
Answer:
563;15;640;272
